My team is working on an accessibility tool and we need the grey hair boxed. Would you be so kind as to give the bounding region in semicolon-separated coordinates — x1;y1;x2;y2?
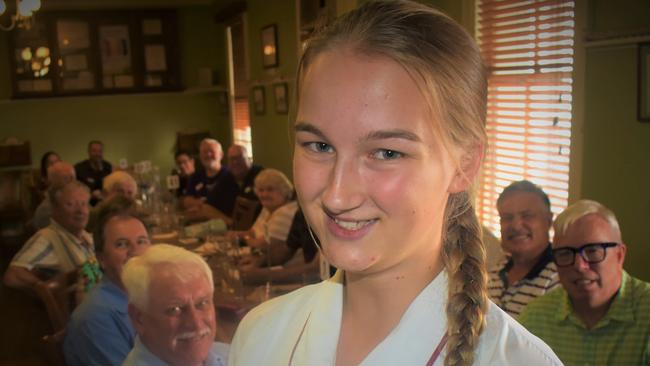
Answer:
121;244;214;310
497;180;551;213
102;171;137;194
254;168;294;201
48;180;90;207
553;199;621;241
200;138;222;151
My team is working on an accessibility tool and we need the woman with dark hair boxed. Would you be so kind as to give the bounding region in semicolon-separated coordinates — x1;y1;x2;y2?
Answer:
36;151;61;194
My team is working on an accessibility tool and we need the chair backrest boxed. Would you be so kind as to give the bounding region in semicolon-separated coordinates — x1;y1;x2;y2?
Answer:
34;270;79;332
231;196;260;231
42;329;67;366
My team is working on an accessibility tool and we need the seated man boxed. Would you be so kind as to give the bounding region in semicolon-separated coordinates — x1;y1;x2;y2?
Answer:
86;171;138;232
4;181;94;291
520;200;650;364
32;161;76;230
226;144;263;201
174;150;196;196
122;244;229;366
183;138;239;225
487;180;559;317
64;196;151;366
75;140;112;206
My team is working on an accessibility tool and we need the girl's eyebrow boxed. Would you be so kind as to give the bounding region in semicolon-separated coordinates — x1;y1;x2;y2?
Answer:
295;122;327;140
296;121;421;143
363;129;421;143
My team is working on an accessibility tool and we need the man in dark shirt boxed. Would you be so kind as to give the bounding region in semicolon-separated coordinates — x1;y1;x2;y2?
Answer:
183;138;239;223
75;140;112;206
173;150;196;196
226;144;264;201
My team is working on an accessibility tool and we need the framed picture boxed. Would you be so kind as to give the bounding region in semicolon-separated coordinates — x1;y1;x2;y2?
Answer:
261;24;278;68
252;86;266;115
273;83;289;114
638;43;650;122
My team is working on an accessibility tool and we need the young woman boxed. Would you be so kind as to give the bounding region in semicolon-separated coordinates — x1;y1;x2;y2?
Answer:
228;1;561;365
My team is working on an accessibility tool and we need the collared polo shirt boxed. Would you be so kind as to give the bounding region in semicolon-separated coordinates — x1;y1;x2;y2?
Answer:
488;244;559;317
64;278;135;366
123;337;228;366
519;271;650;365
11;219;94;272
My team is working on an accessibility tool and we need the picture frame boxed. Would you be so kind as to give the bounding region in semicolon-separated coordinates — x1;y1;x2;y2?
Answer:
638;43;650;122
273;82;289;114
261;24;278;68
252;86;266;115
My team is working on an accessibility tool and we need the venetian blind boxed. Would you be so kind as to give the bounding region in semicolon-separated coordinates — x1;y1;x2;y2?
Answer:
476;0;576;237
229;17;253;156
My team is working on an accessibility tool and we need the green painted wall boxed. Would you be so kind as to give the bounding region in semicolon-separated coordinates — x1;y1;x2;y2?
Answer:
582;1;650;280
0;7;230;176
246;0;298;179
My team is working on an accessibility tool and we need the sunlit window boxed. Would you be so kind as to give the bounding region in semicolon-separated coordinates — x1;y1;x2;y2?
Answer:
477;0;576;237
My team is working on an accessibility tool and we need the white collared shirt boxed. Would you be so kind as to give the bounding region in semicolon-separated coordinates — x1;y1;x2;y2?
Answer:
228;271;562;365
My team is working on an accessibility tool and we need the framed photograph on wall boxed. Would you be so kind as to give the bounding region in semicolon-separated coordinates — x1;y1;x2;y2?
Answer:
638;43;650;122
261;24;278;68
274;82;288;114
252;86;266;115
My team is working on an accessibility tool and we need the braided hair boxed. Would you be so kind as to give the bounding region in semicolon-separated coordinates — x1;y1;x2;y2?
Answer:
297;1;488;364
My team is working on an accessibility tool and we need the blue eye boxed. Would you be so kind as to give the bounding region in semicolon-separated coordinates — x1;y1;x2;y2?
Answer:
304;142;333;153
373;149;403;160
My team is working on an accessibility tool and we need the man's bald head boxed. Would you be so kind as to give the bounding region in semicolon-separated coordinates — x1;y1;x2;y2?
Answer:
47;162;76;187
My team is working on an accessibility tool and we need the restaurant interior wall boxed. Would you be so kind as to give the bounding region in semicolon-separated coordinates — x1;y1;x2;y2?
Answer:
580;0;650;281
245;0;299;179
0;6;231;177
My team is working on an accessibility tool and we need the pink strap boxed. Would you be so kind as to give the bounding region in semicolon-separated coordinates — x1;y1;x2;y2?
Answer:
426;334;448;366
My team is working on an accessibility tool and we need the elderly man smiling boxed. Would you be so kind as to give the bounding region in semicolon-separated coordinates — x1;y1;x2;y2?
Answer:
122;244;228;366
4;181;94;291
520;200;650;364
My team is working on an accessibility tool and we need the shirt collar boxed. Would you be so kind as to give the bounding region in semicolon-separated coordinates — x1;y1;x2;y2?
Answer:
130;337;168;366
501;244;553;281
555;270;633;327
49;219;93;247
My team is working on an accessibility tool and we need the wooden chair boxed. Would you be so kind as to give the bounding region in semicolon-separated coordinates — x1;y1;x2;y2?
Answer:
34;270;78;332
42;329;67;366
231;196;260;231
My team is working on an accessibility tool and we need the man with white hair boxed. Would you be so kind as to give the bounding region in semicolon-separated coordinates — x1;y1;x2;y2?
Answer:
520;199;650;364
32;161;77;230
226;144;263;201
122;244;228;366
4;181;94;291
102;170;137;200
86;170;138;232
183;138;239;223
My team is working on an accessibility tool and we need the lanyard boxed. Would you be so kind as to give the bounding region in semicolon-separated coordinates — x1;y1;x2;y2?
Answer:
288;312;449;366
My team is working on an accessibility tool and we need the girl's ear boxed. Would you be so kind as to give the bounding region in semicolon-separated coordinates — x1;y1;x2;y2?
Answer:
448;143;484;194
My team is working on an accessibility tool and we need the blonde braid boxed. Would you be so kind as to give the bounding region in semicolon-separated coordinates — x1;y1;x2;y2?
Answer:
442;191;488;366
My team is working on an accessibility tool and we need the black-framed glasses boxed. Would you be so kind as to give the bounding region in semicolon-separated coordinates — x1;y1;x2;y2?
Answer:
552;242;619;267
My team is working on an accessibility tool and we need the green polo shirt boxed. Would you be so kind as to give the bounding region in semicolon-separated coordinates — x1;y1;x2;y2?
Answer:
519;271;650;365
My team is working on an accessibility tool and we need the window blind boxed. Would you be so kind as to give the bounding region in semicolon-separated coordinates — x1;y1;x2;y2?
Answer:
476;0;575;237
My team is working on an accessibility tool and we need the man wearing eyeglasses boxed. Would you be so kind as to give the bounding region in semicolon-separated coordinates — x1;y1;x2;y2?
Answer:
519;199;650;365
